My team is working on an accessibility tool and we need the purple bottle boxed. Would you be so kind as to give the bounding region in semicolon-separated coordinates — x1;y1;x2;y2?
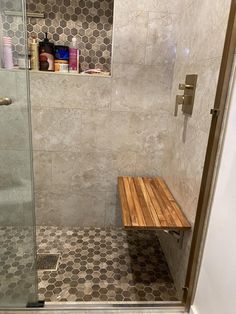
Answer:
69;37;79;73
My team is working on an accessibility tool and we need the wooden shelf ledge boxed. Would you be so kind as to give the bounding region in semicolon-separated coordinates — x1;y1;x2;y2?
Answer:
118;176;191;230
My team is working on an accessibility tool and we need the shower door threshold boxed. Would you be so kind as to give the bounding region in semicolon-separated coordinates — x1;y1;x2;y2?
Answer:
42;301;184;312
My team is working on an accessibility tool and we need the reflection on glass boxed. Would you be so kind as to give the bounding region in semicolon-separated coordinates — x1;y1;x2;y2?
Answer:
0;0;38;308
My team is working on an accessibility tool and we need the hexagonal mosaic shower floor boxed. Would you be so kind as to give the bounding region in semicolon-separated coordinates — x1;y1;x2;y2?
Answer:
0;227;37;304
37;227;179;302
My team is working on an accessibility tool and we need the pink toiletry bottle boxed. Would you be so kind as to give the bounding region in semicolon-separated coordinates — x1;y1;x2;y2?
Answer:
69;37;79;73
3;37;13;69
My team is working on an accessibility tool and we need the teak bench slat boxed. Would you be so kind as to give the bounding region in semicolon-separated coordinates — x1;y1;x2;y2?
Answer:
118;176;191;230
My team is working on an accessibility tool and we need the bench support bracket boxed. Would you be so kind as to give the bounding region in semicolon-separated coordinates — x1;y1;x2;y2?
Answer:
163;229;185;249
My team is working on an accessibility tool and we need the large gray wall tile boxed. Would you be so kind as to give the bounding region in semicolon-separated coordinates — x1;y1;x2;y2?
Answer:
31;0;180;230
111;63;172;112
33;151;52;190
113;10;148;65
31;108;82;151
157;0;231;298
30;73;111;111
145;12;177;66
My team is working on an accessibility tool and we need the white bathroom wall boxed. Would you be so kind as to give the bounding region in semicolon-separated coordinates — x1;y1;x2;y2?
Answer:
191;56;236;314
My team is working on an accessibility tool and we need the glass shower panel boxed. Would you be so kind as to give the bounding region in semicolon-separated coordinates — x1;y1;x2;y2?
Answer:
0;0;38;308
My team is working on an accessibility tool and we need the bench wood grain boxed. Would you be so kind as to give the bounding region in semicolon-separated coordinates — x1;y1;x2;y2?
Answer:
118;176;191;230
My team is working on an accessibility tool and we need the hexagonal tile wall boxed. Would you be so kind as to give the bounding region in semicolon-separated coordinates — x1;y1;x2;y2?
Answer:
1;9;27;62
1;0;113;72
26;0;114;72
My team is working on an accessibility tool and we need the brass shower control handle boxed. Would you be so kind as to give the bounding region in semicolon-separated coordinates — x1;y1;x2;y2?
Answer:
175;95;184;116
179;83;194;90
174;74;198;116
0;97;13;106
175;95;192;116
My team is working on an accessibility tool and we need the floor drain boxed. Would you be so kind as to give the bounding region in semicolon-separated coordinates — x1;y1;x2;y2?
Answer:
37;254;60;271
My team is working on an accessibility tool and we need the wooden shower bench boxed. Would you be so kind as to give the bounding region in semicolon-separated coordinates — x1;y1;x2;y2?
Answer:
118;176;191;230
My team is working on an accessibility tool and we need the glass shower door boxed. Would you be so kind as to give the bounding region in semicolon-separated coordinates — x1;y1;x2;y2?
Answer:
0;0;38;308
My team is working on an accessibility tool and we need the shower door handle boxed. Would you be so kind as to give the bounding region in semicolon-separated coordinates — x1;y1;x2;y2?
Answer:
0;97;13;106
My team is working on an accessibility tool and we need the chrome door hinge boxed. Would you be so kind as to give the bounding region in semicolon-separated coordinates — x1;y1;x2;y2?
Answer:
210;108;220;116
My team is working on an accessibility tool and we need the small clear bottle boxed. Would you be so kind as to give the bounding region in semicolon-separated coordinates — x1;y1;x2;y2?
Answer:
69;37;79;73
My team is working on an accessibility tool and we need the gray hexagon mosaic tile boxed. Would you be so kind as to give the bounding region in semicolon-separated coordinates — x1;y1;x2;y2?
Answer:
1;0;27;62
0;227;36;304
37;227;179;302
26;0;114;72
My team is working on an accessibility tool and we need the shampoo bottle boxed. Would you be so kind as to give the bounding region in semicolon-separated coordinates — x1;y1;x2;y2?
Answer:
69;37;79;73
30;36;39;71
39;33;55;71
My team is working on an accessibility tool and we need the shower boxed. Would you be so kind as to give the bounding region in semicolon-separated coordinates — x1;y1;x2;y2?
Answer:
0;0;234;311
